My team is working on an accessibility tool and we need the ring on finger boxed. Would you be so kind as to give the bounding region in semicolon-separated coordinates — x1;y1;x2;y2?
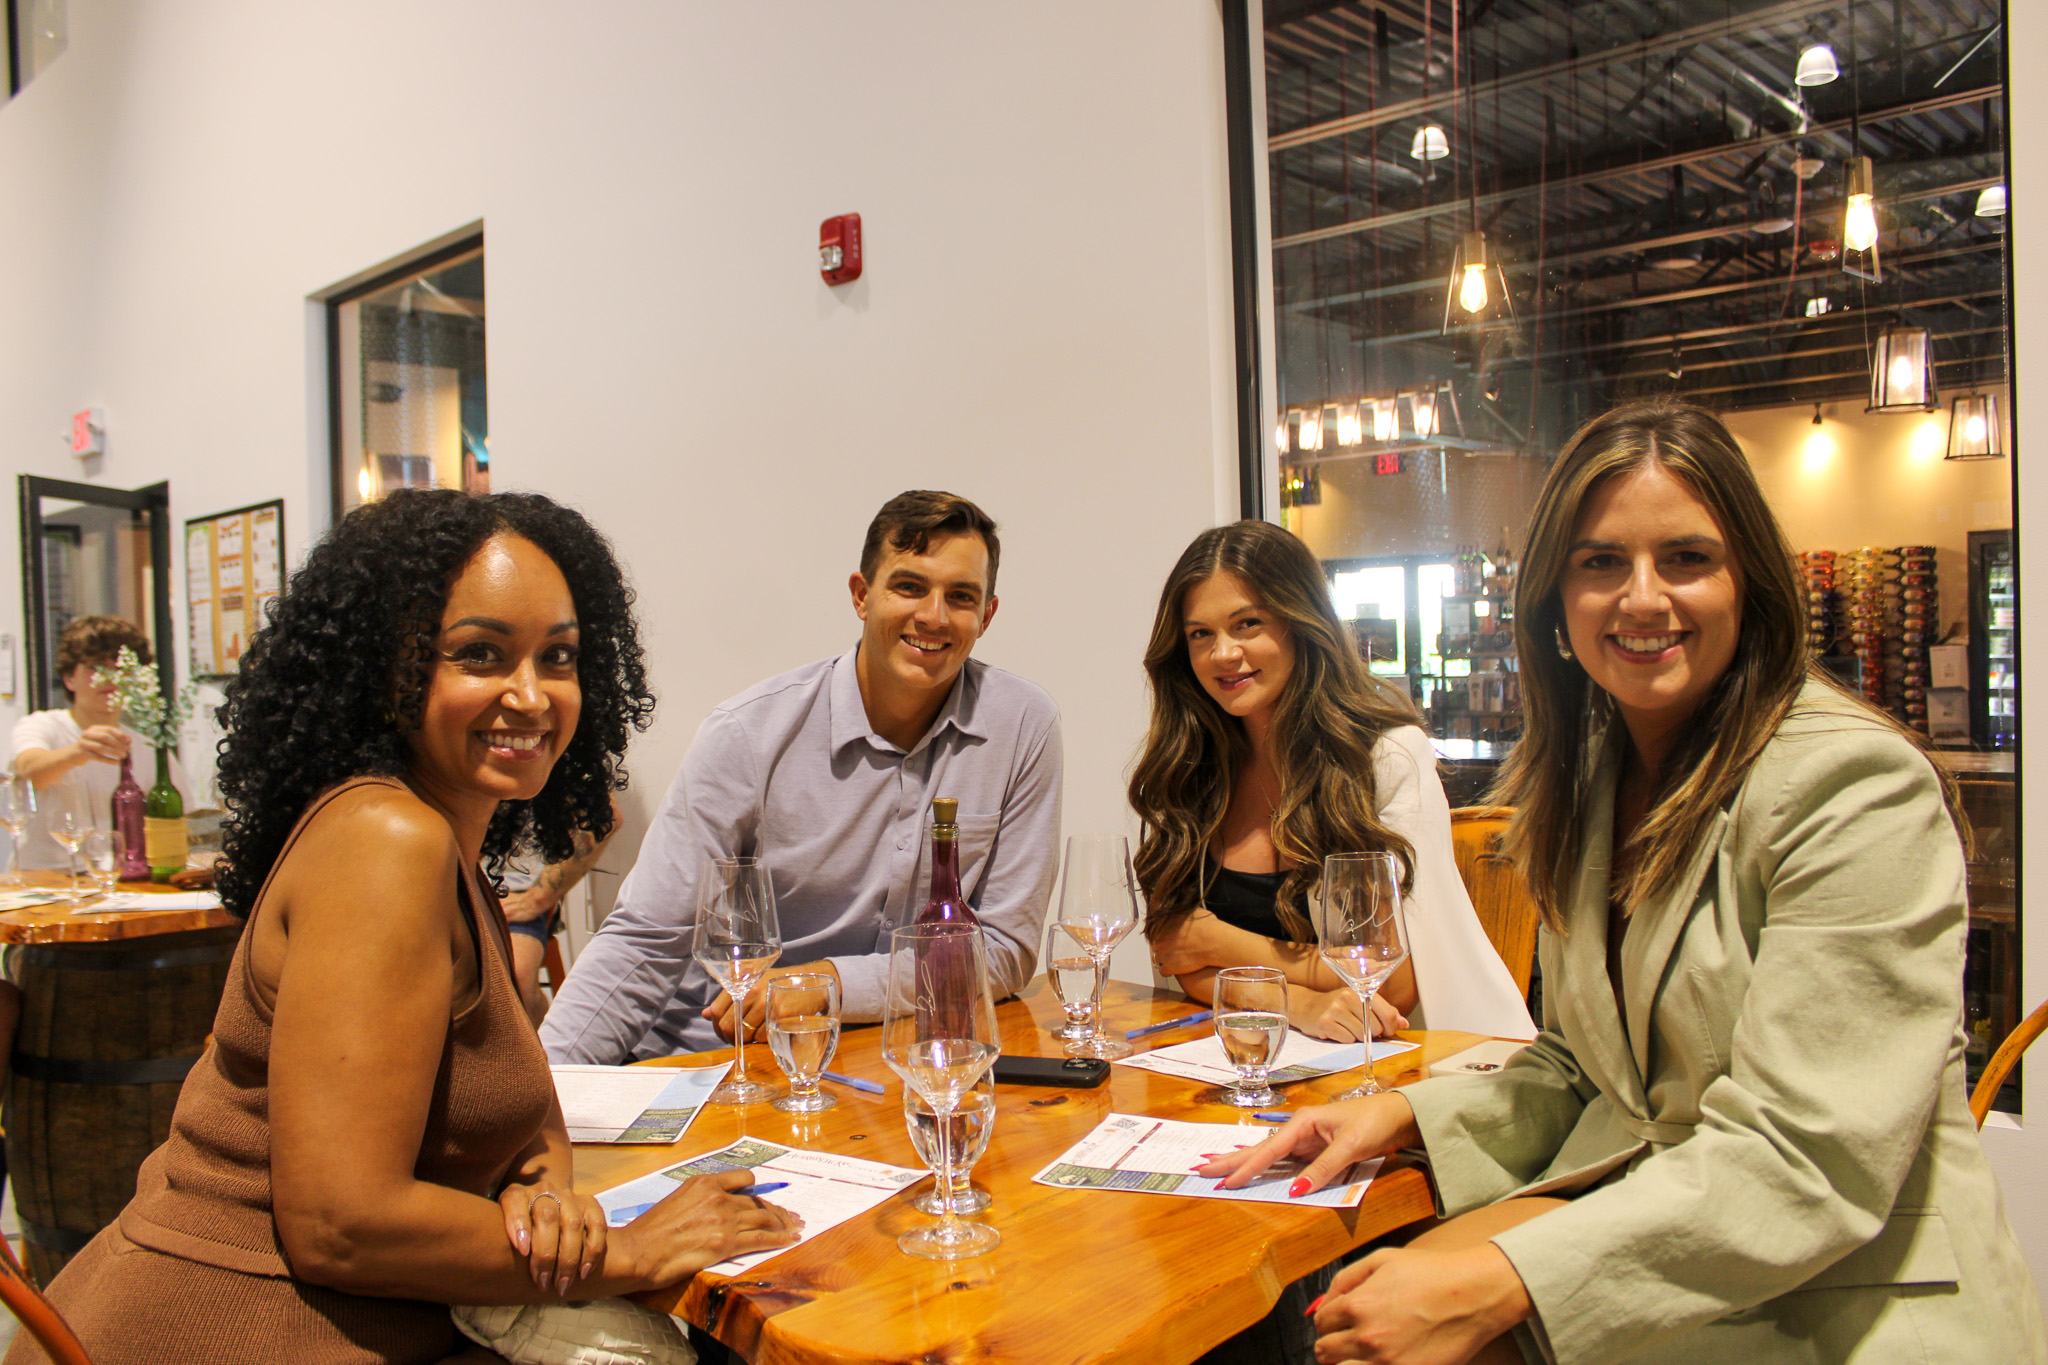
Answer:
530;1190;563;1216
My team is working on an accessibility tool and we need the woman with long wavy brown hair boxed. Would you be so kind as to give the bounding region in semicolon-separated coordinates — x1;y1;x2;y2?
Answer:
1127;520;1534;1043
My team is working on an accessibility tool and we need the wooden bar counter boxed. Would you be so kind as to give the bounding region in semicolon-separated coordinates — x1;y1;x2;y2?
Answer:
576;980;1482;1365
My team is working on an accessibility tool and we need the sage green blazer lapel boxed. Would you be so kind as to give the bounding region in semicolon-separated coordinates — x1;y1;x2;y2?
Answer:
1554;736;1647;1123
1619;808;1727;1087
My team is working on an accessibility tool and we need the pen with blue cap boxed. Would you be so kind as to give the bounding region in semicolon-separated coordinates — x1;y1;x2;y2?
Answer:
608;1182;791;1225
1124;1010;1214;1040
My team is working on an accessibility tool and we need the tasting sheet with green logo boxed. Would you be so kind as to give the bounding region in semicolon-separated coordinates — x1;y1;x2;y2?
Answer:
551;1063;733;1143
1031;1113;1381;1208
1115;1029;1419;1087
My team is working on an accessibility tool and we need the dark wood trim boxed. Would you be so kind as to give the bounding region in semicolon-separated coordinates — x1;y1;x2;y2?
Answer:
19;476;174;710
1223;0;1267;521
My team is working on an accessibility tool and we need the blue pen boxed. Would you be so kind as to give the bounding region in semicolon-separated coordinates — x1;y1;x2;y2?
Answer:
607;1181;791;1225
1125;1009;1214;1040
822;1070;886;1095
1253;1111;1292;1122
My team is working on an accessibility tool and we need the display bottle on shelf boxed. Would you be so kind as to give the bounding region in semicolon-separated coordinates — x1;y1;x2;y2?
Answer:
915;797;977;926
112;754;150;880
144;748;188;883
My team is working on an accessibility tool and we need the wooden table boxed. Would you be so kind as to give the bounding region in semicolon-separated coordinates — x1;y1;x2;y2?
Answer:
0;870;237;943
575;981;1483;1365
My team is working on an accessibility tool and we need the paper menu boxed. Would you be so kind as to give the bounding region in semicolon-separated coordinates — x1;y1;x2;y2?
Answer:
1116;1028;1418;1087
594;1138;923;1273
552;1063;731;1144
1031;1113;1380;1208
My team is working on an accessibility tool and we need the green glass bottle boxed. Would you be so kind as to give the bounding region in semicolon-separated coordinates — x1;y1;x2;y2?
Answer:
144;747;188;883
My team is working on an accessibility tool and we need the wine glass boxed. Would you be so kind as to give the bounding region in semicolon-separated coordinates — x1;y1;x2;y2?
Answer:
691;856;783;1106
1055;834;1139;1061
1313;852;1410;1100
881;921;1001;1259
906;1073;994;1215
84;828;121;898
766;972;839;1114
1214;966;1289;1108
47;787;88;903
1043;921;1100;1043
0;775;33;888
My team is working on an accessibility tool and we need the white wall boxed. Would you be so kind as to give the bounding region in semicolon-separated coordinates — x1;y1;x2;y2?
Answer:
0;2;1239;976
1988;0;2048;1308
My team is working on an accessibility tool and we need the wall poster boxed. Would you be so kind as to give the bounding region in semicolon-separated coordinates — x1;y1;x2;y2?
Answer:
186;499;283;678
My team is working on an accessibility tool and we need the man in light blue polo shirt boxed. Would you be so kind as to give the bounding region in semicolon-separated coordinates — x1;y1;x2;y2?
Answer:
542;490;1063;1062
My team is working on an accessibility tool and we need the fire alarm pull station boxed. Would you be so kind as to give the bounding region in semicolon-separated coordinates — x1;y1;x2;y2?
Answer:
819;213;862;285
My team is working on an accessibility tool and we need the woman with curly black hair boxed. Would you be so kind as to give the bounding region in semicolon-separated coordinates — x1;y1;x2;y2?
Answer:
11;490;798;1365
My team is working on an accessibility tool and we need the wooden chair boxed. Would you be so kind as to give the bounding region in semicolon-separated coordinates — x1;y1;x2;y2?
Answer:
1447;805;1540;999
0;1231;93;1365
1970;997;2048;1129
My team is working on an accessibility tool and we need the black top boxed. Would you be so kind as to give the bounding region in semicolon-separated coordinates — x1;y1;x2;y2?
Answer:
1201;860;1307;944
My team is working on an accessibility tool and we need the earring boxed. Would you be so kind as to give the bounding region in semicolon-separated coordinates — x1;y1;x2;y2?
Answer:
1554;627;1574;661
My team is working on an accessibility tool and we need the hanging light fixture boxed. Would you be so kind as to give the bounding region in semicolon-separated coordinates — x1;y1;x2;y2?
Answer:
1795;42;1840;87
1946;392;2005;460
1976;184;2008;219
1334;402;1363;447
1868;325;1937;414
1296;405;1323;452
1402;387;1441;439
1841;156;1882;282
1409;123;1449;161
1439;232;1515;333
1274;413;1290;456
1371;398;1398;443
1805;296;1833;318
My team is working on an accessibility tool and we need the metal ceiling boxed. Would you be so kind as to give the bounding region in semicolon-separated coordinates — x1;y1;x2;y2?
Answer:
1263;0;2008;436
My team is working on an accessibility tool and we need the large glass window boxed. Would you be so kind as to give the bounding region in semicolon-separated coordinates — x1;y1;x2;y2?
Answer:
7;0;66;97
328;238;487;519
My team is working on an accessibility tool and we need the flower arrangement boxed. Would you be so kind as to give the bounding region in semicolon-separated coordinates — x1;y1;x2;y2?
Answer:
96;647;202;754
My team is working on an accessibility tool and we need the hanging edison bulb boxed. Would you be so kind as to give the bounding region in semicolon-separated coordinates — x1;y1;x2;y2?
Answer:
1459;263;1489;314
1274;414;1290;455
1296;406;1323;452
1334;403;1363;447
1842;157;1879;253
1372;398;1398;443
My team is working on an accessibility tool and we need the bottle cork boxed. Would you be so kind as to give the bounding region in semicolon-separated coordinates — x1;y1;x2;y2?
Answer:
930;797;959;829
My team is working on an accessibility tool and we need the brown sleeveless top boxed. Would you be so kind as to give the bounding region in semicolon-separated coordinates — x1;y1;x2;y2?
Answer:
118;776;554;1276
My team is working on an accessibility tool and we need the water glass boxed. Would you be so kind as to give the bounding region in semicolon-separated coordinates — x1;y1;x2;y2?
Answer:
906;1075;995;1215
1312;852;1410;1100
1055;834;1139;1061
1043;923;1100;1042
47;787;88;902
84;829;121;896
1214;966;1288;1108
766;972;840;1114
0;774;33;887
690;856;783;1106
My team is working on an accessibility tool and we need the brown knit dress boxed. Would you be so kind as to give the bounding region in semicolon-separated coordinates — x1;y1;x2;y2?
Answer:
6;778;556;1364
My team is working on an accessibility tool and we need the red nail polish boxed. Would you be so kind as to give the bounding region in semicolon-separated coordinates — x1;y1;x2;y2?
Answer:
1304;1292;1327;1316
1288;1177;1312;1198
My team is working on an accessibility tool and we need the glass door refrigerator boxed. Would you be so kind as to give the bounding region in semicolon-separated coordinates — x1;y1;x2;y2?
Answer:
1967;530;2015;748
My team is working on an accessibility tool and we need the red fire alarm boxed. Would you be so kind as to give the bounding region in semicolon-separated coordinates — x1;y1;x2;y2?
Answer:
819;213;862;285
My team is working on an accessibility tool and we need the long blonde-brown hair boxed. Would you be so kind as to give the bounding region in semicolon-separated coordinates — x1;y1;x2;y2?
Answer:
1129;521;1421;941
1495;400;1957;930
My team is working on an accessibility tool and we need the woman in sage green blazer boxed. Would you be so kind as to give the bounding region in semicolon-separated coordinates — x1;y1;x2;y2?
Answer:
1206;400;2045;1365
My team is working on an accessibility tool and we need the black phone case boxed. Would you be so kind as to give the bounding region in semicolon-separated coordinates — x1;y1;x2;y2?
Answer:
992;1054;1110;1088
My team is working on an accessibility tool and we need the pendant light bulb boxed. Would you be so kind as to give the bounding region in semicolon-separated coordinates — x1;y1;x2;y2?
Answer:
1335;403;1363;447
1372;398;1398;443
1410;123;1449;161
1842;157;1879;253
1976;185;2008;219
1459;264;1490;315
1795;43;1839;87
1966;413;1988;444
1297;406;1323;452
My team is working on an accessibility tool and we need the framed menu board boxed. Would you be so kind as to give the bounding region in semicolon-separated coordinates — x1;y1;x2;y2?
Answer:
186;499;283;678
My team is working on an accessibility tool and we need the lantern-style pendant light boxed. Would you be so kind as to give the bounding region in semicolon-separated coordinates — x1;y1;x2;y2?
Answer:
1440;231;1516;334
1946;392;2005;460
1402;387;1441;439
1371;397;1398;444
1296;406;1324;452
1842;156;1882;283
1868;326;1937;414
1334;403;1363;447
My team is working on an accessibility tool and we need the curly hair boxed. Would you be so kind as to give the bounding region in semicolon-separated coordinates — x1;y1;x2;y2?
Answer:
1128;521;1421;943
213;489;655;920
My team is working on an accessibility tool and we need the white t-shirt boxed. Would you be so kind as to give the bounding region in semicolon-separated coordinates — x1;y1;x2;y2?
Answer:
9;709;193;870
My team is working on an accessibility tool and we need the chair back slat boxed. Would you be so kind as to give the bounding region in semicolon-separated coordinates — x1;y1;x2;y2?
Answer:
1447;806;1539;1000
0;1233;95;1365
1971;997;2048;1128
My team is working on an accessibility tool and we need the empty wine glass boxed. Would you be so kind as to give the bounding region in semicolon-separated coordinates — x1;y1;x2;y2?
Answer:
1043;921;1099;1043
691;856;783;1106
47;787;88;903
881;922;1001;1260
766;972;839;1114
84;828;121;897
1214;966;1289;1108
1312;852;1410;1100
906;1073;995;1216
0;775;33;888
1055;834;1139;1061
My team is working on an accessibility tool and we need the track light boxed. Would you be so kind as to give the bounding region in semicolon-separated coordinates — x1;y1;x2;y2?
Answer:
1409;124;1449;161
1795;43;1839;87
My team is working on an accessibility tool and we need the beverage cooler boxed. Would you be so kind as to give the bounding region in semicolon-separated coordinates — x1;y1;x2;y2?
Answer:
1967;529;2015;748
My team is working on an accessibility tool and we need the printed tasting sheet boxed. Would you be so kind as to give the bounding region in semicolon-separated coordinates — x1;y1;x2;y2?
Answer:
595;1139;924;1272
551;1064;732;1143
1116;1028;1419;1087
1031;1112;1381;1208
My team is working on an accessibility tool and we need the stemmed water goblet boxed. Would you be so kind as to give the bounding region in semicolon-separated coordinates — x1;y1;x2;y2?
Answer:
1312;852;1410;1100
1214;966;1289;1108
765;972;839;1114
905;1073;994;1215
47;787;88;903
0;775;33;888
1055;834;1139;1061
84;828;121;898
881;921;1001;1260
691;856;783;1106
1043;921;1100;1044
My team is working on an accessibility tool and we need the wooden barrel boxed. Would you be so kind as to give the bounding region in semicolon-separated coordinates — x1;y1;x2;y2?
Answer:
6;927;240;1285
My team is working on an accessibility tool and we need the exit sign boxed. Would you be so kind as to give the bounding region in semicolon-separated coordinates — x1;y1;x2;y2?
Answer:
1374;451;1401;475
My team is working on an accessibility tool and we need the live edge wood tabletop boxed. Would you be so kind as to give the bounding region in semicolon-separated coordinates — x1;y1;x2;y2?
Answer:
572;979;1486;1365
0;871;236;943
